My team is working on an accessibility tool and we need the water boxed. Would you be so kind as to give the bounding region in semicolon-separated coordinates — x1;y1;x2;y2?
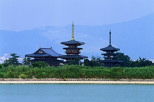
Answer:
0;84;154;102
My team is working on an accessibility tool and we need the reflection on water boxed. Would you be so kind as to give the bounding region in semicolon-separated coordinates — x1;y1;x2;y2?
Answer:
0;84;154;102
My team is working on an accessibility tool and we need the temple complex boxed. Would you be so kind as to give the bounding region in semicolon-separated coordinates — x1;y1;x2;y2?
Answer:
60;23;87;62
25;48;62;66
100;31;122;67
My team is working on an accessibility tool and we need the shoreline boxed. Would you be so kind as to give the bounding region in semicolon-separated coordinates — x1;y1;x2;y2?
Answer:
0;81;154;84
0;78;154;84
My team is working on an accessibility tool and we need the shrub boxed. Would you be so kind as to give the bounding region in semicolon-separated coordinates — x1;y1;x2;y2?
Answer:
19;74;27;79
31;61;48;68
0;72;4;78
0;65;154;79
4;72;15;78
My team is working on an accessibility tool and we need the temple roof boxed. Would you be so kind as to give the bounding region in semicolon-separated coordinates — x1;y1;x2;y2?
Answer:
100;31;120;52
25;48;61;57
60;55;87;59
100;45;120;51
61;40;85;46
25;54;51;57
63;47;83;50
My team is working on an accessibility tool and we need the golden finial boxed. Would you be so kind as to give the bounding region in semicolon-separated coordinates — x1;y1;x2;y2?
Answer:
72;22;75;40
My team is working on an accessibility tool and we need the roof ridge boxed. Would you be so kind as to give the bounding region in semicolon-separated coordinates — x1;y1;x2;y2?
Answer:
40;48;52;49
41;48;61;56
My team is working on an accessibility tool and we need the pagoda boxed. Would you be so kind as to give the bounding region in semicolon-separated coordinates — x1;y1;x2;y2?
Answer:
100;31;122;67
60;23;87;62
25;47;62;66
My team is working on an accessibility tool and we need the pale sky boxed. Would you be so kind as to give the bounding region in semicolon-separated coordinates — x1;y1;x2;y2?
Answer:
0;0;154;31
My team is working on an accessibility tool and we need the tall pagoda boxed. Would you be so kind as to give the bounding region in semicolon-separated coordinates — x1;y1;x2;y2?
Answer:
100;31;122;67
60;23;87;62
25;48;62;66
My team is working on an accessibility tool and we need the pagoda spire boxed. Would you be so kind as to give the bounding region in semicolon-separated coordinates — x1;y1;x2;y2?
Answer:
109;30;111;45
100;30;122;67
72;22;75;40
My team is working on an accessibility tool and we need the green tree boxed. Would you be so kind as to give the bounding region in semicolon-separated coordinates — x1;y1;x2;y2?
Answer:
84;56;103;67
84;59;91;66
115;52;131;67
23;57;31;65
0;64;3;69
3;53;20;66
68;58;81;65
131;57;153;67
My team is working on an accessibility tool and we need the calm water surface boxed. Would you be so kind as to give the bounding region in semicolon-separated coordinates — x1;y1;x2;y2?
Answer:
0;84;154;102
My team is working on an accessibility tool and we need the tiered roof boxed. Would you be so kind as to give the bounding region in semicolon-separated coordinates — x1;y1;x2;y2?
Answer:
60;23;87;59
100;31;122;66
100;31;119;51
100;45;119;51
61;40;85;46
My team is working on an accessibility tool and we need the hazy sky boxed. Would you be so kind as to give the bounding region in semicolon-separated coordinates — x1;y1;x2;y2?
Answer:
0;0;154;31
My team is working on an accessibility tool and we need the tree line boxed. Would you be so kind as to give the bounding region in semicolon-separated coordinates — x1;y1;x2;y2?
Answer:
84;53;153;67
1;52;153;67
0;53;153;79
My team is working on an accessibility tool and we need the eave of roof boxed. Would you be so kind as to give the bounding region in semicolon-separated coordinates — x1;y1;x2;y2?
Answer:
61;40;85;45
25;54;51;57
100;45;120;51
63;48;83;50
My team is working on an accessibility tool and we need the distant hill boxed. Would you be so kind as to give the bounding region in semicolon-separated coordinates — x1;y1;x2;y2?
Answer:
0;13;154;61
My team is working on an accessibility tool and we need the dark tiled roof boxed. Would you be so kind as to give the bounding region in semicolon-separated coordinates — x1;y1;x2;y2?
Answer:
102;53;116;56
25;54;50;57
61;40;85;45
41;48;61;57
25;48;61;57
63;47;83;50
100;45;120;51
60;55;88;59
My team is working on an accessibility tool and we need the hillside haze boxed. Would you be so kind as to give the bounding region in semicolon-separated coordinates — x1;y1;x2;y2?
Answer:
0;13;154;61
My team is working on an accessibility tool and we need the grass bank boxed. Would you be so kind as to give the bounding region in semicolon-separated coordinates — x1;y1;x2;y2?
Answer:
0;65;154;79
